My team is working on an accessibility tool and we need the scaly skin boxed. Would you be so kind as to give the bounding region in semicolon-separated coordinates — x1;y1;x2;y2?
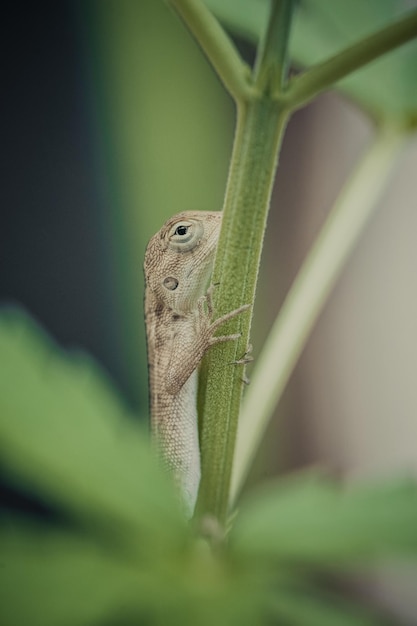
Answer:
144;211;248;516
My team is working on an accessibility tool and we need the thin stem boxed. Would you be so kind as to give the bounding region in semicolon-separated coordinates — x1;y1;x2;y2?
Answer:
230;125;408;505
254;0;295;93
285;9;417;110
168;0;254;102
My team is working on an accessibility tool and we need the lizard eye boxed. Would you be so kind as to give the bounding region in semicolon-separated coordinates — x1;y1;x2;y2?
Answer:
175;225;188;236
167;219;203;252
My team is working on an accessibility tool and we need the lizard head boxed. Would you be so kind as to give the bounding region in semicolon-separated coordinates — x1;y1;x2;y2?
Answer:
144;211;222;313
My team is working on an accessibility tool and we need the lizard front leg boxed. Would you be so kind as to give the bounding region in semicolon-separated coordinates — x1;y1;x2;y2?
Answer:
164;291;250;396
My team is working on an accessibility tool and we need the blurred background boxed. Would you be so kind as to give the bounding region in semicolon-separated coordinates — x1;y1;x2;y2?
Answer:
1;1;417;622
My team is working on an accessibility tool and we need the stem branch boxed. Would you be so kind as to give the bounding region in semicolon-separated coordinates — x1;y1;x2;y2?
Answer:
254;0;295;93
286;10;417;110
168;0;253;101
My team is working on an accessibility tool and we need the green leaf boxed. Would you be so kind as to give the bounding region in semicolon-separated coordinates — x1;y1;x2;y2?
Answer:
232;473;417;564
0;308;186;549
205;0;417;121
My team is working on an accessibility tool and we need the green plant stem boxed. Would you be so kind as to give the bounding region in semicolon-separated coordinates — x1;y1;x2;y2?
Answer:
197;101;288;523
230;124;408;505
253;0;294;93
285;9;417;111
168;0;253;101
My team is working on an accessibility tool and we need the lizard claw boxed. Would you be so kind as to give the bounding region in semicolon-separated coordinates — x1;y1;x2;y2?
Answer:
231;343;254;365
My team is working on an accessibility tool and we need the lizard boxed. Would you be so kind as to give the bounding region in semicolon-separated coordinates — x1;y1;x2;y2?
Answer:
144;211;249;518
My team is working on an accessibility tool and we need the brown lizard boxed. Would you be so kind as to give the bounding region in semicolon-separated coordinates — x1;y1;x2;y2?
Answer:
144;211;249;517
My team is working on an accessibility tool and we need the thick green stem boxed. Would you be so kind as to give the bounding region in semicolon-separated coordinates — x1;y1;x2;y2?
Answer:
230;124;408;505
285;9;417;110
197;100;289;523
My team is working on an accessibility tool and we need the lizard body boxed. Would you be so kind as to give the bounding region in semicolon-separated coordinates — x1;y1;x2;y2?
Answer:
144;211;248;516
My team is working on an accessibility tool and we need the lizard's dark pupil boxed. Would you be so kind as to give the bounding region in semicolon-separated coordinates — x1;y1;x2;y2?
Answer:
176;225;188;236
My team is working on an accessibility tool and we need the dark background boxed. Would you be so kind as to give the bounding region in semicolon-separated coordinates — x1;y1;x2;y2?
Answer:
0;2;125;397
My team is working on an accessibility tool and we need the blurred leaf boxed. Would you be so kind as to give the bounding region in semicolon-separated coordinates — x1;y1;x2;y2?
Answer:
270;583;388;626
0;520;264;626
0;308;186;550
205;0;417;121
0;523;150;626
232;473;417;564
0;309;265;626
